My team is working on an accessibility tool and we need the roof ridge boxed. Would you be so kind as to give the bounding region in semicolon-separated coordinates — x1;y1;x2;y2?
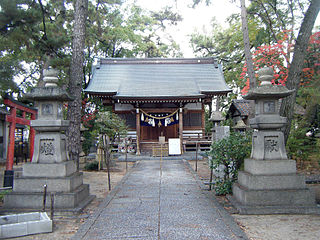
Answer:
98;57;218;65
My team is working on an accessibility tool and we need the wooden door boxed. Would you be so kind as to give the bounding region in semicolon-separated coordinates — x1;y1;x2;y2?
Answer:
141;124;178;141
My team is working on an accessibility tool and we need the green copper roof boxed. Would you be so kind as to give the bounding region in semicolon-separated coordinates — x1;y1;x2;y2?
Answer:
85;58;231;99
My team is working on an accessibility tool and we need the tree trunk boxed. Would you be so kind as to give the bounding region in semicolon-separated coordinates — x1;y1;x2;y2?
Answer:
67;0;88;170
280;0;320;143
240;0;256;90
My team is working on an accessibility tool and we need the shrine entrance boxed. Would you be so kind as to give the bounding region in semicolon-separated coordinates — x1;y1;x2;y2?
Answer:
141;124;178;141
3;96;37;187
139;109;179;142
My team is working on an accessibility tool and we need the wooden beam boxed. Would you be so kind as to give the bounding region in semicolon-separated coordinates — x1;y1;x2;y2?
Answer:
6;115;30;125
4;98;37;115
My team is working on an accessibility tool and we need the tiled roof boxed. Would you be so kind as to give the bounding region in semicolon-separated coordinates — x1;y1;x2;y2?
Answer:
85;58;231;99
227;99;253;118
233;100;252;116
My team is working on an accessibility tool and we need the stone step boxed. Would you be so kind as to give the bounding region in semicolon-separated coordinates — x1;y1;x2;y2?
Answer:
13;172;83;193
22;161;76;178
4;184;91;210
228;195;320;215
233;183;316;206
238;171;306;190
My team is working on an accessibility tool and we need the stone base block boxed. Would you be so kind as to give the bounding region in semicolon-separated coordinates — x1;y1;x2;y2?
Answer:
228;195;320;215
13;172;83;193
3;184;93;211
244;158;296;175
23;161;76;177
238;171;306;190
233;183;316;206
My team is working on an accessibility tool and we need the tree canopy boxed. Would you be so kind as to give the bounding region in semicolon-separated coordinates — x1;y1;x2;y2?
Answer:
0;0;183;97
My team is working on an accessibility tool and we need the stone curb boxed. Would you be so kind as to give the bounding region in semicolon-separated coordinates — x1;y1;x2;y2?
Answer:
70;161;140;240
183;159;249;240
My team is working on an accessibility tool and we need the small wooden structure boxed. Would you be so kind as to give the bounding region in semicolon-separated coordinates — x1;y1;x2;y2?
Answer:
226;99;253;128
85;58;231;155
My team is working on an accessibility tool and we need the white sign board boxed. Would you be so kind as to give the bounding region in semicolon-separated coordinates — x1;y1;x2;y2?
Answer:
168;138;181;155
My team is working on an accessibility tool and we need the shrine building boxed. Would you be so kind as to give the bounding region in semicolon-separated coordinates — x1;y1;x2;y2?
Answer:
85;58;231;154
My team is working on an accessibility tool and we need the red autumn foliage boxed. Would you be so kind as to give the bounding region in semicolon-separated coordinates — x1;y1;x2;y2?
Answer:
241;31;320;94
81;98;98;128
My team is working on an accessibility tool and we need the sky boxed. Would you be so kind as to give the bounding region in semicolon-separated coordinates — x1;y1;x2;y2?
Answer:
134;0;320;57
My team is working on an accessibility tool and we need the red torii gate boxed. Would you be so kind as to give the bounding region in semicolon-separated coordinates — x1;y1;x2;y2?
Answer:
4;96;37;171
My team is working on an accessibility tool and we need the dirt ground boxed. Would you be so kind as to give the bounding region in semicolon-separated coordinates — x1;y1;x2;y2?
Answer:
2;159;320;240
188;159;320;240
0;161;134;240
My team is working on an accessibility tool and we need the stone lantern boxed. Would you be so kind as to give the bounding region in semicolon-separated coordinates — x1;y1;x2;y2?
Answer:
246;67;292;160
232;119;247;132
231;67;319;214
210;111;229;141
3;68;94;212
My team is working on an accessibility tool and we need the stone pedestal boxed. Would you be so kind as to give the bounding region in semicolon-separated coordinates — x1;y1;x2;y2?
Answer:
230;67;319;214
3;69;94;213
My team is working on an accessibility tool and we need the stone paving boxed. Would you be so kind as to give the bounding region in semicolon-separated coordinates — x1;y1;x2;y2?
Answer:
72;159;247;240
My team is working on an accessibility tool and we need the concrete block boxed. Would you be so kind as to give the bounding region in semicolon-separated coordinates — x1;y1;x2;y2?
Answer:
233;183;316;206
14;172;83;192
23;161;76;177
26;213;52;235
0;212;52;238
0;215;18;225
244;158;296;175
18;212;40;222
1;222;27;238
238;171;306;190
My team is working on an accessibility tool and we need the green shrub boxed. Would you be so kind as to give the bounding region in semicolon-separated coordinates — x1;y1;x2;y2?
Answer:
208;131;251;195
84;161;99;171
214;179;233;195
287;124;317;161
0;190;12;202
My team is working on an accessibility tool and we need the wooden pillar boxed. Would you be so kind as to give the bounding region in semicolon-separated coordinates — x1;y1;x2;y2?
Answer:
201;103;205;137
6;107;16;171
179;107;183;154
29;113;36;162
136;107;141;155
